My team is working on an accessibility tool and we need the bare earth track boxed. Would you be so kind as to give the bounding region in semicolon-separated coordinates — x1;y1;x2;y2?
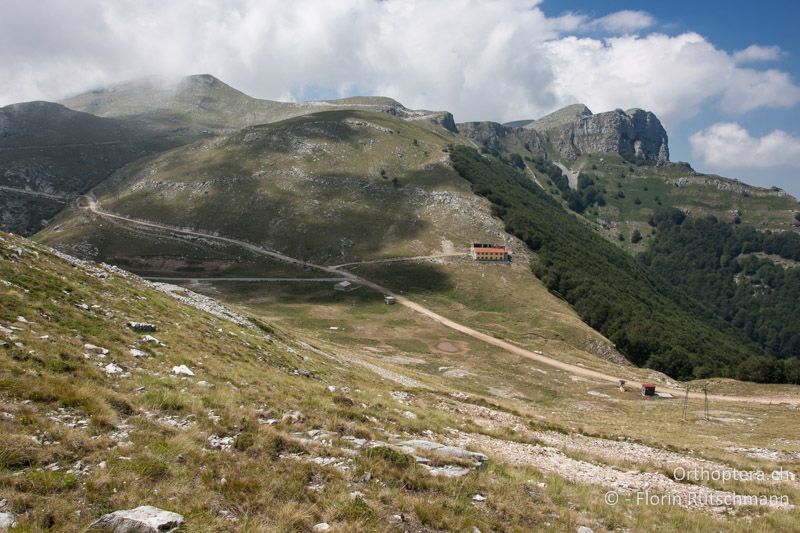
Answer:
82;197;799;406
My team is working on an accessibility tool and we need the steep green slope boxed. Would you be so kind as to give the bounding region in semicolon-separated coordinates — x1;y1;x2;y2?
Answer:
43;110;462;264
0;101;190;235
450;146;756;379
640;209;800;380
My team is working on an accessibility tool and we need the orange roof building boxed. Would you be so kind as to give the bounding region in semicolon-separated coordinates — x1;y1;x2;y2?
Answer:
470;243;510;262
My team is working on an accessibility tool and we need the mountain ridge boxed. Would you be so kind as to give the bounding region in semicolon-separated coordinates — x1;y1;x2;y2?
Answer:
61;73;458;134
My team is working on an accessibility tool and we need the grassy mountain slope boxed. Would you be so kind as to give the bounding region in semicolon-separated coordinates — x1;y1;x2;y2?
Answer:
0;101;190;235
5;230;800;532
42;110;461;262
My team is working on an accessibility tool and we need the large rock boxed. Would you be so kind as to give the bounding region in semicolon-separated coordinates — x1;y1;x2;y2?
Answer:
88;505;184;532
0;512;16;530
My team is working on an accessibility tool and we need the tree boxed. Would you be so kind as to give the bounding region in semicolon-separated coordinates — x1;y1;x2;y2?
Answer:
631;229;642;244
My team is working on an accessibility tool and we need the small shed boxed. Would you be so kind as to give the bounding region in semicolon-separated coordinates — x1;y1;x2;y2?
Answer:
334;280;355;292
641;383;656;396
384;295;396;305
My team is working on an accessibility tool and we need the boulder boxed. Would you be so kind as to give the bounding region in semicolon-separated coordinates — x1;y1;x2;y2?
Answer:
88;506;183;532
171;365;194;377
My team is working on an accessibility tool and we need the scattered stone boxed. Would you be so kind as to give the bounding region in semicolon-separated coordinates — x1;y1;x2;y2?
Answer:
207;435;235;451
128;322;157;332
130;348;147;357
171;365;194;377
281;411;304;424
88;505;184;532
326;385;337;393
104;362;124;375
15;316;29;323
84;343;110;355
472;494;486;502
197;380;214;388
0;512;15;530
402;410;417;419
312;523;331;532
424;465;472;477
577;527;594;533
141;335;165;346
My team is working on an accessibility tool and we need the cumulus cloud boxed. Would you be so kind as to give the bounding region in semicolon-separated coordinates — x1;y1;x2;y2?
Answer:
589;10;655;33
690;122;800;168
0;0;798;126
733;45;784;64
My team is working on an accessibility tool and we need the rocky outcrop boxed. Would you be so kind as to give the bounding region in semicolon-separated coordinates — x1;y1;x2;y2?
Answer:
88;506;184;532
457;121;546;154
458;105;668;164
527;105;669;163
457;121;511;152
668;175;792;198
428;111;458;133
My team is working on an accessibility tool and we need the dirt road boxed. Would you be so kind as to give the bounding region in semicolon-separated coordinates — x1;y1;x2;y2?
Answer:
84;198;799;406
0;185;68;202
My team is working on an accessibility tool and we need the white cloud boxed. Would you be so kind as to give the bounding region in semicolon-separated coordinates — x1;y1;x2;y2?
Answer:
590;10;655;33
733;45;784;64
0;0;798;127
690;122;800;168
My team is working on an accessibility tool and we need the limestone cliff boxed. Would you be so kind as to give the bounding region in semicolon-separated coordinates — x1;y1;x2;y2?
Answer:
528;105;669;163
457;104;670;164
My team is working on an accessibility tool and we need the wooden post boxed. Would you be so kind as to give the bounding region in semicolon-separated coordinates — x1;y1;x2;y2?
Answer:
682;386;689;421
703;384;709;421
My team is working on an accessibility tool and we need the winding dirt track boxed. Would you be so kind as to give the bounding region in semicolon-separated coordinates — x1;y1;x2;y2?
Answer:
0;185;68;202
84;198;799;406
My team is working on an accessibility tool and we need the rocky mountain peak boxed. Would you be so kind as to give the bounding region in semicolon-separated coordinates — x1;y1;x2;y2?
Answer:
525;103;593;132
528;104;669;163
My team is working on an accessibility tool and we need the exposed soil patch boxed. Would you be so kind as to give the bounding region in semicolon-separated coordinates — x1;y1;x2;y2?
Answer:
429;339;469;355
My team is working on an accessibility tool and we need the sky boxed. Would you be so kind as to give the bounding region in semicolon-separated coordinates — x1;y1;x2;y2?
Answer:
1;0;798;196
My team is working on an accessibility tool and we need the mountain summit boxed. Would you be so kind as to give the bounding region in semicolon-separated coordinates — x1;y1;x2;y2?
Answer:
463;103;669;164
